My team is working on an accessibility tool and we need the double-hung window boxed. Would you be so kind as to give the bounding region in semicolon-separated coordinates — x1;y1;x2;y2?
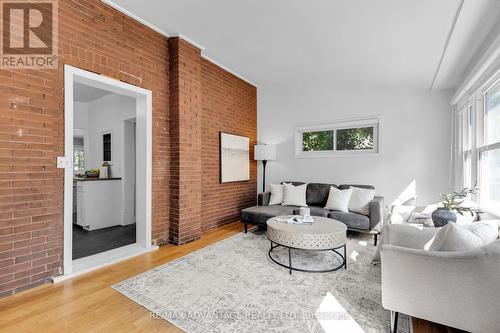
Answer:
295;117;380;157
479;78;500;215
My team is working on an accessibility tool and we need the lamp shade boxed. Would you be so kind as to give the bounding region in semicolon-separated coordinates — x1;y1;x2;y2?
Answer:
254;144;276;161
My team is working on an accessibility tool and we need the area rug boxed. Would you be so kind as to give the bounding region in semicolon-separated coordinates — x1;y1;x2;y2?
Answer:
112;230;410;333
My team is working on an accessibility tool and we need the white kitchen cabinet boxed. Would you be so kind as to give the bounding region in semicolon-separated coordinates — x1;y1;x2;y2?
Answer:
75;179;123;231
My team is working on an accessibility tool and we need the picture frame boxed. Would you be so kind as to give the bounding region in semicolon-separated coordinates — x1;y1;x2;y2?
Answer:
219;132;250;183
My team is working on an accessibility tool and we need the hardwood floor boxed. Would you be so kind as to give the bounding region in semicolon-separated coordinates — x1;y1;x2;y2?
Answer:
0;221;460;333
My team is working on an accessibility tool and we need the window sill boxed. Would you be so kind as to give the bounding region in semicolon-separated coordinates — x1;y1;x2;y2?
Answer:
295;150;380;159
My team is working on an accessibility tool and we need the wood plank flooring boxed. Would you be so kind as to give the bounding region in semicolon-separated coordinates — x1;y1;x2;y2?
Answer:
0;221;461;333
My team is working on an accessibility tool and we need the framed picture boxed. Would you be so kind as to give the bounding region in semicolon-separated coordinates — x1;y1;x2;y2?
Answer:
220;132;250;183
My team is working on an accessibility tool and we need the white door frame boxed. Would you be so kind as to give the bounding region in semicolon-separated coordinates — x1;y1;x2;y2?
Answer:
63;65;152;274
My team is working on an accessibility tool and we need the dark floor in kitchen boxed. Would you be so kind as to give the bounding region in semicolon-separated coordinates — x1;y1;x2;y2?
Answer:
73;224;136;260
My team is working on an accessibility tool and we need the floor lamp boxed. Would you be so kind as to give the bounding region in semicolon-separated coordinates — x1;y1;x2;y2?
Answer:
254;144;276;192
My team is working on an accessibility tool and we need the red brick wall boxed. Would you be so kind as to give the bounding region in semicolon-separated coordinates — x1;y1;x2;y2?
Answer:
168;38;203;245
0;0;256;296
201;59;257;231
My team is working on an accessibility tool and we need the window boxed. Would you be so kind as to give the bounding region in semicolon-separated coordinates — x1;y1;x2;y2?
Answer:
74;149;85;171
459;76;500;216
103;133;111;162
480;78;500;214
296;117;379;157
336;127;374;151
302;130;334;151
463;104;473;189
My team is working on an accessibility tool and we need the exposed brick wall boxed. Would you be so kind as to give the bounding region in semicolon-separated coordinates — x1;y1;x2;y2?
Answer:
0;0;256;296
0;0;171;297
201;59;257;231
168;38;202;245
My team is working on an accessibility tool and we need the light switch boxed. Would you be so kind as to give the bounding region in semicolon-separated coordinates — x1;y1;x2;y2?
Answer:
57;156;72;169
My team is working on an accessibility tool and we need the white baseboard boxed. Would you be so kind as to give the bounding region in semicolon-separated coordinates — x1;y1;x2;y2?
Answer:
52;243;158;283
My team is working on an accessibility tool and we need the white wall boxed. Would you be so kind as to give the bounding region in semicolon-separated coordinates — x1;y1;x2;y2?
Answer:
257;84;453;205
87;93;136;177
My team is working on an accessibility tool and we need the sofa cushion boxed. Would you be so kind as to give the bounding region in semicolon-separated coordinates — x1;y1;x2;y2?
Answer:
339;184;375;190
324;186;352;212
284;182;337;206
268;183;284;205
348;186;375;216
241;205;297;225
328;211;370;230
306;183;336;206
282;183;307;206
293;206;331;218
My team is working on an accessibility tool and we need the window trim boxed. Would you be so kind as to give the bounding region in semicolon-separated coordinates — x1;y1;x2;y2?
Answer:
295;116;381;158
460;73;500;216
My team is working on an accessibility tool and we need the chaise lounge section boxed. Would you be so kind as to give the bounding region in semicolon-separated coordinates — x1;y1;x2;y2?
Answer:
241;182;384;245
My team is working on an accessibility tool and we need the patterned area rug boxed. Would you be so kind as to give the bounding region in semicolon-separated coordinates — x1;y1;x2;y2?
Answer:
113;230;410;333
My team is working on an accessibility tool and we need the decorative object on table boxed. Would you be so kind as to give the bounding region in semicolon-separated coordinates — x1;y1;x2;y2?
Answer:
299;207;310;216
432;185;479;227
99;162;110;179
220;132;250;183
276;215;313;225
85;169;100;178
254;143;276;191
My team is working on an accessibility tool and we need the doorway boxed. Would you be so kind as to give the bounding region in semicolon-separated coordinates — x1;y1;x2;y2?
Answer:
61;65;153;277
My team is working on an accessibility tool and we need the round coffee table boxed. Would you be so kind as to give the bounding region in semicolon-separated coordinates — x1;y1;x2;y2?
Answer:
266;216;347;274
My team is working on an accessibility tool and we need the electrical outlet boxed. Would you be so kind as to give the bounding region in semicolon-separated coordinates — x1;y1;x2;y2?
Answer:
56;156;72;169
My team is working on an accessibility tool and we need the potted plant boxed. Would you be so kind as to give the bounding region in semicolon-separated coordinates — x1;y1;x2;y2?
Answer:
432;185;479;227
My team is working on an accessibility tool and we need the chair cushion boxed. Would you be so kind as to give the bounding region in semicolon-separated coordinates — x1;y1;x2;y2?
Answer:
293;206;331;218
241;205;297;225
328;211;370;230
461;221;499;245
428;222;483;251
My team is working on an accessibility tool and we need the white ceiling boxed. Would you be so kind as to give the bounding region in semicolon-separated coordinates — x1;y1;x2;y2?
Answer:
74;83;112;102
107;0;500;90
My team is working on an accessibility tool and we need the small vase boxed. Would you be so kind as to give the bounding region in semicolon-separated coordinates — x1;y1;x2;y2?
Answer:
431;208;457;227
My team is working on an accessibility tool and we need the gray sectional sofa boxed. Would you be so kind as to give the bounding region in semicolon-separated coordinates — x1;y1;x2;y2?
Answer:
240;182;384;245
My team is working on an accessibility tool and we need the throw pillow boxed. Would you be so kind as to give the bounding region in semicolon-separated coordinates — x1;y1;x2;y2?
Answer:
348;186;375;215
461;221;499;245
428;222;483;251
324;186;352;212
282;183;308;207
268;183;284;205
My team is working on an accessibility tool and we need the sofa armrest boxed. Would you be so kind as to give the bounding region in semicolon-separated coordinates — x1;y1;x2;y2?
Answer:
381;223;438;249
381;244;500;332
369;196;384;231
257;191;271;206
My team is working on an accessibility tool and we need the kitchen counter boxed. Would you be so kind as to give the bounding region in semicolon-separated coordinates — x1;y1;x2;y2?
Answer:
74;177;122;181
74;179;123;231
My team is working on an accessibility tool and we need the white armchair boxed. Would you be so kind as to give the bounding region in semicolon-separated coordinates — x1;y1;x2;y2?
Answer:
380;224;500;333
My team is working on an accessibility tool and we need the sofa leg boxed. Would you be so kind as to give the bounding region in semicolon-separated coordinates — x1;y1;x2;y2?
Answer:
244;223;248;233
390;311;399;333
374;233;378;247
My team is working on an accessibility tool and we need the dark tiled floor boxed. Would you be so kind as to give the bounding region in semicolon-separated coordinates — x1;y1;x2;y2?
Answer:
73;224;136;260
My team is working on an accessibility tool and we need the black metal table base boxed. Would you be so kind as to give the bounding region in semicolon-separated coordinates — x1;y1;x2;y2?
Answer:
268;241;347;274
